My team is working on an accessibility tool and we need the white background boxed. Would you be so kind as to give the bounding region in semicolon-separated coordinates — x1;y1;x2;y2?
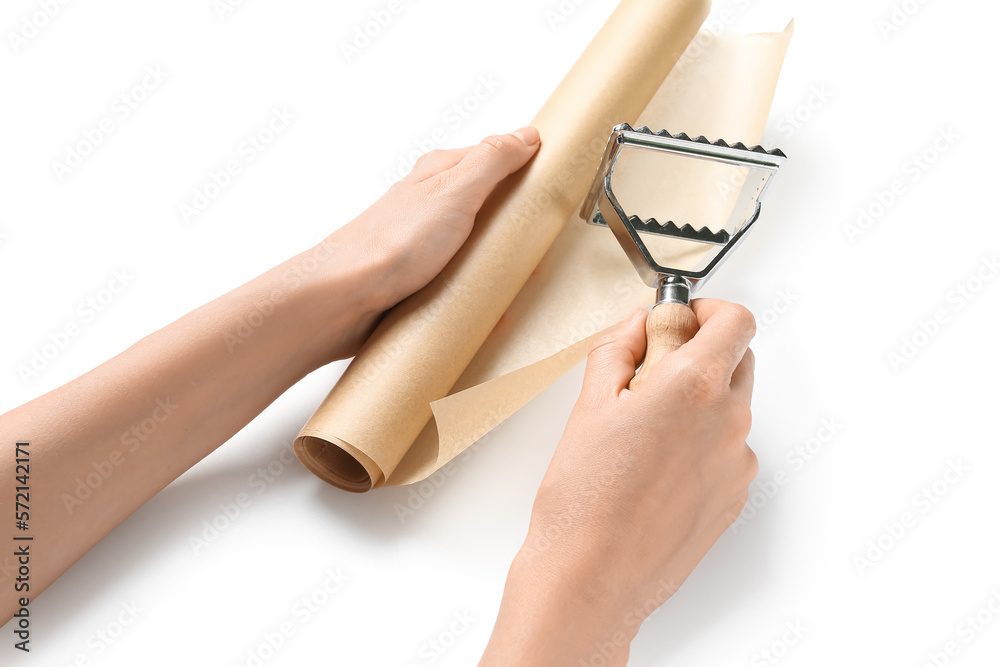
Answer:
2;0;999;665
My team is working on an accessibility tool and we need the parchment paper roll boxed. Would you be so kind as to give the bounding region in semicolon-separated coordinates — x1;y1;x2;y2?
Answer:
296;2;793;492
385;22;794;485
295;0;711;491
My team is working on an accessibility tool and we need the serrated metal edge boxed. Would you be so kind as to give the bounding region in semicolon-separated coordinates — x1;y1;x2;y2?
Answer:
592;212;731;245
622;123;786;158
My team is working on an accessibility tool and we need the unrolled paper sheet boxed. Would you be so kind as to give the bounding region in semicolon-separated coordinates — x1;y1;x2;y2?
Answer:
294;0;793;491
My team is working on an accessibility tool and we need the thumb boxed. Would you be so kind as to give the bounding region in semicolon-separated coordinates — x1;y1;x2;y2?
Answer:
581;309;648;404
441;127;540;205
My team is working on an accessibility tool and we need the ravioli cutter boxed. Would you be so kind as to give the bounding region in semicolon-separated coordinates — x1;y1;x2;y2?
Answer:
580;123;786;388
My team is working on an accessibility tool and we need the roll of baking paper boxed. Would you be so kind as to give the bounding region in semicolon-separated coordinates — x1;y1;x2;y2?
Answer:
386;22;794;486
295;0;792;491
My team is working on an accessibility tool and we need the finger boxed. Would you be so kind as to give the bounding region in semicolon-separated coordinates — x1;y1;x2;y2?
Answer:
406;146;475;182
581;309;647;402
441;127;540;204
685;299;757;379
729;348;755;405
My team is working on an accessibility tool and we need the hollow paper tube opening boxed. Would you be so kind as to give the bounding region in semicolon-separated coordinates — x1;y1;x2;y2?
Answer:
295;436;374;493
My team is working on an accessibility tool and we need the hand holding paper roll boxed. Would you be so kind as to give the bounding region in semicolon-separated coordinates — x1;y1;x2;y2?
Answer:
320;126;542;342
0;0;797;659
3;126;762;662
0;127;542;625
294;0;717;491
294;0;794;492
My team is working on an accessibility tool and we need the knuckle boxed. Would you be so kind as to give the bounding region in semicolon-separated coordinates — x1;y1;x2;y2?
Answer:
728;303;757;337
675;356;726;401
692;370;722;400
588;333;619;356
426;169;456;193
412;149;440;168
583;338;615;376
479;134;514;156
424;166;467;197
671;355;700;381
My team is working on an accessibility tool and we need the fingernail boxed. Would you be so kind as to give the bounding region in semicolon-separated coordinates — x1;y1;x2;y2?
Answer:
511;126;540;146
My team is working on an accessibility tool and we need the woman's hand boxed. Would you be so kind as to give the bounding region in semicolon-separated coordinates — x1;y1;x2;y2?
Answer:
300;126;540;361
336;126;541;309
0;128;540;625
481;300;759;666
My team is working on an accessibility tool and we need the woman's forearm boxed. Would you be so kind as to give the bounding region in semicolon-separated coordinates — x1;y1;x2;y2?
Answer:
0;127;538;629
0;230;388;622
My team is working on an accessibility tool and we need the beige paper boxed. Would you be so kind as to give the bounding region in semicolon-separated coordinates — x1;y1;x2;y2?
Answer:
295;0;711;491
295;4;793;491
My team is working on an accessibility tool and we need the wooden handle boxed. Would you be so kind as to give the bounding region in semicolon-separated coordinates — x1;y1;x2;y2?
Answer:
629;302;699;391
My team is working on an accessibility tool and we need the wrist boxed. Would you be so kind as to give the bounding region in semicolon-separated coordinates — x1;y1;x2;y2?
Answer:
252;232;394;370
481;540;638;667
320;219;412;313
305;229;399;315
